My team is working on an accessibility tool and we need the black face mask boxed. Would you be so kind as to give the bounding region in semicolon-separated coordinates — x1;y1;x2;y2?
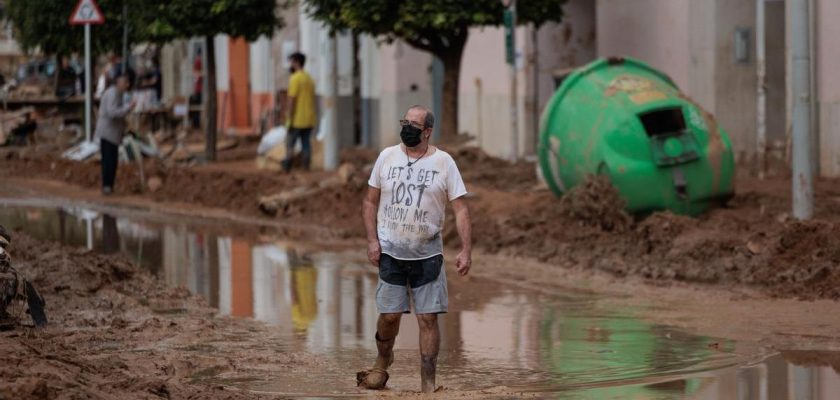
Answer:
289;66;296;74
400;125;423;147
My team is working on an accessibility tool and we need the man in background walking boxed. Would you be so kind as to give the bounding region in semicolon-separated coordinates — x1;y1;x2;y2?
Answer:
283;52;316;172
95;74;134;194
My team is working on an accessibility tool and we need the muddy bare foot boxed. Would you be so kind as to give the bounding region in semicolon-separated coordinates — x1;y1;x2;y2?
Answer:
356;367;389;390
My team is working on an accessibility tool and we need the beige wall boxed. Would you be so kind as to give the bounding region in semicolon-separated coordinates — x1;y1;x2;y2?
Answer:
458;25;518;159
815;0;840;176
529;0;597;154
372;41;432;149
596;0;691;89
596;0;762;164
712;0;757;162
457;0;596;159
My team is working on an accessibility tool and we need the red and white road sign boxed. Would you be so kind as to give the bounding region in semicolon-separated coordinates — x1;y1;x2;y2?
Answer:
69;0;105;25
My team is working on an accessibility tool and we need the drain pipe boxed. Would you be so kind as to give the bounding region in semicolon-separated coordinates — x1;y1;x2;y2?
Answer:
790;0;814;219
756;0;767;180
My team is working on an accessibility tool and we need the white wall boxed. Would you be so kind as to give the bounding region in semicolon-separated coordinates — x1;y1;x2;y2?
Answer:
370;41;432;148
815;0;840;176
249;36;274;94
596;0;691;89
712;0;757;161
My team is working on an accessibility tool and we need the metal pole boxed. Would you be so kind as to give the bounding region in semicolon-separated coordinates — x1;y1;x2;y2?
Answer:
84;24;92;142
322;31;339;171
532;24;539;156
808;0;819;176
509;0;519;160
756;0;767;179
790;0;814;219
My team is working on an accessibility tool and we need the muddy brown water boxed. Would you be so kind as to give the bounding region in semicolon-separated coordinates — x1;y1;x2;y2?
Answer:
1;196;839;399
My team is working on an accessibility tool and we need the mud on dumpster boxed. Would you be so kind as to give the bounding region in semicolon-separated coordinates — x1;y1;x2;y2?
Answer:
538;57;735;216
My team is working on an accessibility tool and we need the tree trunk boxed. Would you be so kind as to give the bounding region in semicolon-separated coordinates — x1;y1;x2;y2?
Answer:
205;35;217;162
439;51;463;142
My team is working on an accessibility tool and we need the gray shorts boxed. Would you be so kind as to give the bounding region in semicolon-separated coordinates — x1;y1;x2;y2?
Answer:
376;253;448;314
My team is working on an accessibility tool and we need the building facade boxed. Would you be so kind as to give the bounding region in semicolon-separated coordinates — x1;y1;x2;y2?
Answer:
159;0;840;177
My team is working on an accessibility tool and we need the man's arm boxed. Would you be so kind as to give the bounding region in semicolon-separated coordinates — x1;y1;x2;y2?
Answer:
101;90;133;119
362;186;381;267
286;74;298;127
451;197;472;276
286;95;296;127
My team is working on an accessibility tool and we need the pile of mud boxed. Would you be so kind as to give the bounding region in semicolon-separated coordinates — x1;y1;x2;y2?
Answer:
558;175;632;232
2;151;329;218
472;176;840;300
445;146;537;192
0;231;313;399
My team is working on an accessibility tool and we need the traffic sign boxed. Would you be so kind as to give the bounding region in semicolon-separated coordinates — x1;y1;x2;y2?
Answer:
69;0;105;25
68;0;105;145
504;8;515;65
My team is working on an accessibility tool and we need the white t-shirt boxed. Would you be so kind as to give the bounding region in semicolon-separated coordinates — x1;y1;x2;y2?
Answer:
368;145;468;260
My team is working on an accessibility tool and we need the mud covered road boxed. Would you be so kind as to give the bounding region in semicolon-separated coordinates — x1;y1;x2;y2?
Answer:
3;146;840;300
2;207;840;399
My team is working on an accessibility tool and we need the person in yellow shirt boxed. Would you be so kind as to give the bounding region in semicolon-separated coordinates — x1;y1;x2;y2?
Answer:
284;52;317;172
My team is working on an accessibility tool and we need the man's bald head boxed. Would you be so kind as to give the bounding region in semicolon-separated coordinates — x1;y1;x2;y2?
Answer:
405;105;434;130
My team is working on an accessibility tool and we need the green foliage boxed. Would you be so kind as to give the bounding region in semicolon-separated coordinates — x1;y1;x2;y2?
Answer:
304;0;566;56
6;0;146;55
5;0;287;56
143;0;287;43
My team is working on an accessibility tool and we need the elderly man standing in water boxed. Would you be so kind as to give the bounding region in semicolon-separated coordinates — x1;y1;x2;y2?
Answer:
359;105;472;392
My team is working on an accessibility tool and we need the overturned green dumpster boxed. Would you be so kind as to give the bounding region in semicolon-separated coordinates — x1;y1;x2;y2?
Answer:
538;57;735;216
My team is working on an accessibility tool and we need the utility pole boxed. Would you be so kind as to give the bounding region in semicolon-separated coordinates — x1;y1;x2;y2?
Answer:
84;24;92;142
532;25;539;157
756;0;767;180
321;30;339;171
790;0;814;219
69;0;105;143
504;0;518;161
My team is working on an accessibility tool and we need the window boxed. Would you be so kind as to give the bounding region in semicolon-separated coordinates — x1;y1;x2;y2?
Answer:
639;107;686;137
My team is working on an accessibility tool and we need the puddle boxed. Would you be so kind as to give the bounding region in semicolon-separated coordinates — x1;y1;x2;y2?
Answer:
2;199;839;398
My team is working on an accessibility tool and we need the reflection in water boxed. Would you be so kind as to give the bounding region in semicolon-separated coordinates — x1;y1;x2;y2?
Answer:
101;214;119;254
2;204;840;398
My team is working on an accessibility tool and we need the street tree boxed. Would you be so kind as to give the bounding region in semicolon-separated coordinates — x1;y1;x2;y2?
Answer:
305;0;566;141
144;0;287;161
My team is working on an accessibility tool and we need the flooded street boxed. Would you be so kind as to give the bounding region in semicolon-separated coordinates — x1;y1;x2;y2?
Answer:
2;196;840;398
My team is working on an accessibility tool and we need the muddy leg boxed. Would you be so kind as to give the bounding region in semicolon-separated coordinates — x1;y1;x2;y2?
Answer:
374;313;401;369
417;313;439;393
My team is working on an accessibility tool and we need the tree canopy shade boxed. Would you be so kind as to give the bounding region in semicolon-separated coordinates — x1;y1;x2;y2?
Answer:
5;0;146;55
143;0;286;42
142;0;288;161
304;0;566;141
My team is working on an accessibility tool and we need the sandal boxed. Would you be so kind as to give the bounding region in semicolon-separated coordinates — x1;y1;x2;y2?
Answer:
356;333;395;389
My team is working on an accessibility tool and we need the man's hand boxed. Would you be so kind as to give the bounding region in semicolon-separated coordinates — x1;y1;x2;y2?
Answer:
362;186;382;268
455;249;471;276
451;197;472;277
367;240;381;267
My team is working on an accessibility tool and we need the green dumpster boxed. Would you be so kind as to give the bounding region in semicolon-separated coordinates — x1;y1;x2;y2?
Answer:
538;57;735;216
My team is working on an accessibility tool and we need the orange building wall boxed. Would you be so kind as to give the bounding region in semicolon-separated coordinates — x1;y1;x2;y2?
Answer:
218;38;252;135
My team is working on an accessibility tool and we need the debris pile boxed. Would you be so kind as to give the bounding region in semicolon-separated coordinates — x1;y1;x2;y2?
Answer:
559;175;633;232
0;225;47;330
